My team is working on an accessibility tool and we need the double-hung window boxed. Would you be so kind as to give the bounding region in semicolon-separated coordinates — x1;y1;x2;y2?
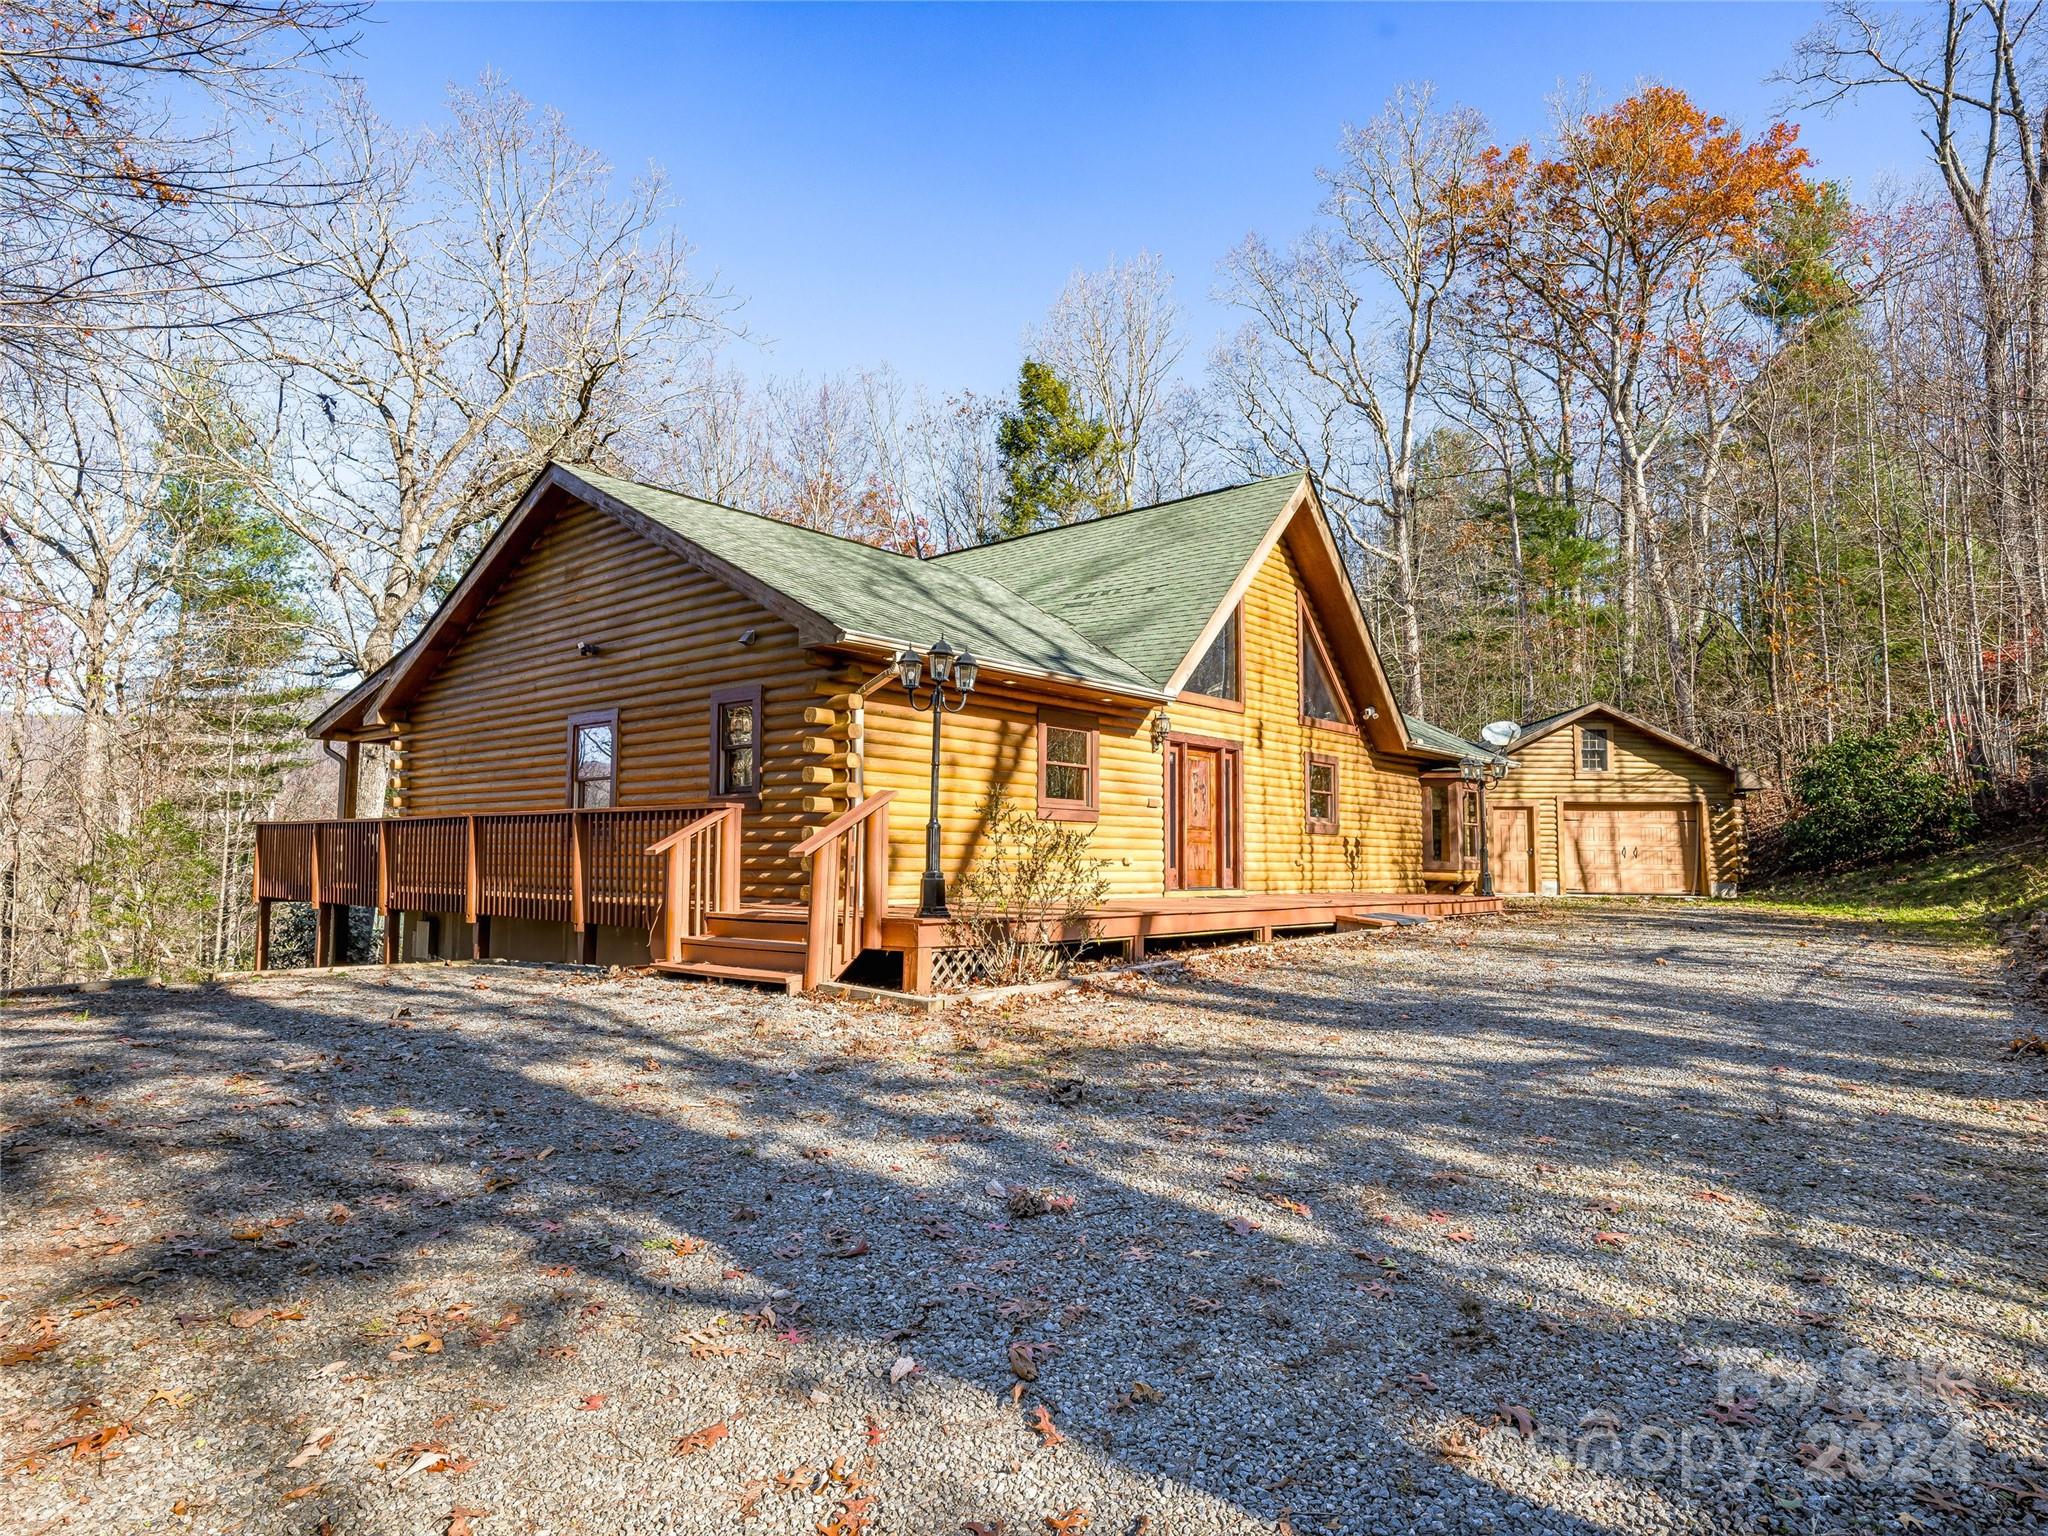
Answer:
710;686;763;800
1037;711;1099;822
567;710;618;808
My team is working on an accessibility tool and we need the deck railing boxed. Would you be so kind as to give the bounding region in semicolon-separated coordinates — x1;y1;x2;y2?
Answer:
253;802;735;967
646;805;744;962
792;790;893;990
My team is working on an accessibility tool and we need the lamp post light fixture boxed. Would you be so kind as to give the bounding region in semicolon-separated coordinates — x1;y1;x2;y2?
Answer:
1458;754;1512;899
897;639;979;918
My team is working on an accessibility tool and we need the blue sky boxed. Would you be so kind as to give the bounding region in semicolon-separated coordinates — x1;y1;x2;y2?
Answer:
355;3;1931;395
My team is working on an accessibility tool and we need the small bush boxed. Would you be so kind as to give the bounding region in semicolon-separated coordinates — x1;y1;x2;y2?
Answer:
1782;719;1977;873
948;789;1109;987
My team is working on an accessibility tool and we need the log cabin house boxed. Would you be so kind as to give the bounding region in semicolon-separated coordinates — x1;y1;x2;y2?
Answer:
256;461;1517;993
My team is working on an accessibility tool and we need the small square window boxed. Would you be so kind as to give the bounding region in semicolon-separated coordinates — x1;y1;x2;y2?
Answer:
1306;754;1339;834
1580;726;1610;773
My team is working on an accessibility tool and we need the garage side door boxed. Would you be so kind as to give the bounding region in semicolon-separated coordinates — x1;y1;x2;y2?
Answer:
1562;805;1697;894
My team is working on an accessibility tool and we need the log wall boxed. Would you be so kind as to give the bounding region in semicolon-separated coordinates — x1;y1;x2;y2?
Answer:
395;500;831;902
1170;540;1424;894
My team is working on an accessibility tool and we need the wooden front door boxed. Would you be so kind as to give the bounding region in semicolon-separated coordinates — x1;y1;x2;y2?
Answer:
1487;804;1535;894
1182;746;1223;888
1166;737;1239;891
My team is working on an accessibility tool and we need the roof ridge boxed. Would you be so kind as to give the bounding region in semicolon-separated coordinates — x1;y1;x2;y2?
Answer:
928;469;1304;560
563;461;934;564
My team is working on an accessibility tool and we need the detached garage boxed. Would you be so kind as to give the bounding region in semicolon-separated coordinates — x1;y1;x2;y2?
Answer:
1492;704;1751;897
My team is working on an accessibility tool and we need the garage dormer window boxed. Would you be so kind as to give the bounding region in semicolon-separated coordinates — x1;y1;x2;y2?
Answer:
1580;725;1611;773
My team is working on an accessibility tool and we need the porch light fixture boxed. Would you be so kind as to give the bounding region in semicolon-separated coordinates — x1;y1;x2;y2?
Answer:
1458;754;1511;899
900;639;979;919
1151;710;1172;749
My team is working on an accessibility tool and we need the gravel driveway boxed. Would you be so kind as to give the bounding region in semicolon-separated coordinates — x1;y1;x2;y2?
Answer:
3;905;2044;1535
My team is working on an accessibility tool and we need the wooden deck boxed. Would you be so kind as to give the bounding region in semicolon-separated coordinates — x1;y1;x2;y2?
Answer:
650;888;1499;995
874;889;1501;992
252;798;1499;996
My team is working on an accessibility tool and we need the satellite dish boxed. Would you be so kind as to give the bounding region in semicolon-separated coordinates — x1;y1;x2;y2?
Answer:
1479;719;1523;748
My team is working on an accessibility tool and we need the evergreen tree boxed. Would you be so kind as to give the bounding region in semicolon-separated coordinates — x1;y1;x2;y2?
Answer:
89;368;322;975
993;360;1114;537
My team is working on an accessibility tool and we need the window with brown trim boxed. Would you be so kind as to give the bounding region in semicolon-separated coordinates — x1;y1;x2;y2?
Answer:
1036;711;1099;821
1182;606;1240;701
1579;725;1611;773
1422;781;1453;867
708;684;763;801
566;709;618;808
1297;599;1353;727
1306;753;1339;834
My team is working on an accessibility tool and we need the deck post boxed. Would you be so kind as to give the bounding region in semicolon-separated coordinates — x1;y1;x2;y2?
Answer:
308;825;327;967
717;805;742;912
464;814;484;959
570;810;595;964
861;800;888;951
378;820;397;964
1127;930;1146;961
803;840;837;991
254;898;272;971
905;930;934;995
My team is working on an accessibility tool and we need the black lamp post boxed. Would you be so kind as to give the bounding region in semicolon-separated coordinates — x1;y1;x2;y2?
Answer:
897;639;979;918
1459;755;1511;898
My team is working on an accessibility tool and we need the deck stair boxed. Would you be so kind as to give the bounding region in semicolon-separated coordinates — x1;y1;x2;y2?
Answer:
652;904;810;992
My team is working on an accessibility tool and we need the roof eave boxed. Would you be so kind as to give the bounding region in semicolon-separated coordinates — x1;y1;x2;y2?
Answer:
832;631;1172;705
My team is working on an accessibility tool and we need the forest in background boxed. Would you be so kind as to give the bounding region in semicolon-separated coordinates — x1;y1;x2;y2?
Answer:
4;0;2044;984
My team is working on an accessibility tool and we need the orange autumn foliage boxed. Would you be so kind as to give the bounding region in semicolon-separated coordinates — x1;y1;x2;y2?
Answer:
1466;85;1814;386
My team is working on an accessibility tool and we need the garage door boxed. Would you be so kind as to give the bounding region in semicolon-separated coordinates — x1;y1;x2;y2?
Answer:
1561;805;1697;894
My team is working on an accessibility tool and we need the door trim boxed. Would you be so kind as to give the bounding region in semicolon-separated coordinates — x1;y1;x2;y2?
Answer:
1486;800;1536;895
1163;733;1242;891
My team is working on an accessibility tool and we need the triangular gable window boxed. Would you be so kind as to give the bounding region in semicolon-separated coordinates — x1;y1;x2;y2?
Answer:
1183;607;1240;701
1300;609;1347;723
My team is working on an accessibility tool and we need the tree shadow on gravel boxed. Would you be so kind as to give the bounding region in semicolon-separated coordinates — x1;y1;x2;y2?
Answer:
2;903;2044;1534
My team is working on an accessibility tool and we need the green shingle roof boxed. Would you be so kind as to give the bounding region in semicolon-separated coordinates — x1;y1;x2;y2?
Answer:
1401;714;1500;762
564;465;1161;695
931;474;1304;687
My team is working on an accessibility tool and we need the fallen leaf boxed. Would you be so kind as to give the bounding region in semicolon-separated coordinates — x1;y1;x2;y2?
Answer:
1025;1404;1064;1448
446;1508;488;1536
1043;1509;1089;1535
672;1419;732;1456
889;1354;918;1384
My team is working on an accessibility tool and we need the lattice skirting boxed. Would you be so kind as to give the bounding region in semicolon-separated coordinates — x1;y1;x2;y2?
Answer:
925;941;1095;993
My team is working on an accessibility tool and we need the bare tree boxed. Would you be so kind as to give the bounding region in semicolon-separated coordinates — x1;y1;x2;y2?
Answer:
1215;84;1485;712
1033;252;1187;509
1790;0;2048;712
226;76;730;697
0;0;362;387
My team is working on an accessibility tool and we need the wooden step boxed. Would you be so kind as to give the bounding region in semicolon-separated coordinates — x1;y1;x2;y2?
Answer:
652;960;801;995
707;910;810;941
675;934;807;973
